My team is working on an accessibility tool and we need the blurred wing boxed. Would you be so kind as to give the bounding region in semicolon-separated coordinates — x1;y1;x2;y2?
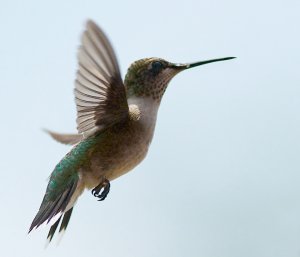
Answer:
75;20;128;136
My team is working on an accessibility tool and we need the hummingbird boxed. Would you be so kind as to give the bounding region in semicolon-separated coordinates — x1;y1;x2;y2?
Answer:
29;20;235;242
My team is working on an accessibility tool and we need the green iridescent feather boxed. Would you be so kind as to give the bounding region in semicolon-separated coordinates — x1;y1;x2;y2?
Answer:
29;135;100;232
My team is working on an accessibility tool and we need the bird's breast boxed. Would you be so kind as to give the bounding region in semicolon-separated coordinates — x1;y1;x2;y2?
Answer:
81;96;158;188
81;99;159;188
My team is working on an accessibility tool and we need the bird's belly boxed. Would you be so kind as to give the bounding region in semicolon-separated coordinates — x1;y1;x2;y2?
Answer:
81;126;153;189
104;142;149;180
110;146;148;179
82;145;148;189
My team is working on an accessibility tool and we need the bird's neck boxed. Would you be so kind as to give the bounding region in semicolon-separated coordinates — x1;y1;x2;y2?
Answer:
127;96;160;131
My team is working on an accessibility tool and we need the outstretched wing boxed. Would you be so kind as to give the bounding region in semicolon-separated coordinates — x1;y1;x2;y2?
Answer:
75;20;129;137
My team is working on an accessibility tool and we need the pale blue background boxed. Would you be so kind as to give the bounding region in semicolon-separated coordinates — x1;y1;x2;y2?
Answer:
0;0;300;257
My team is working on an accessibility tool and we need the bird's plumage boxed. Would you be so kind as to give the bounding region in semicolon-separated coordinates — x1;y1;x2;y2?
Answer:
75;20;129;137
30;20;148;242
46;207;73;242
29;136;98;234
31;20;131;236
29;19;235;243
44;129;82;145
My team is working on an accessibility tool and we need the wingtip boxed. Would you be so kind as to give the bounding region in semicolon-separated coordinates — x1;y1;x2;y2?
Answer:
86;19;94;26
86;19;98;30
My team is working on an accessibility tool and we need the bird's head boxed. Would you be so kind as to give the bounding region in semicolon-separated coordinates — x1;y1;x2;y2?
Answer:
124;57;235;102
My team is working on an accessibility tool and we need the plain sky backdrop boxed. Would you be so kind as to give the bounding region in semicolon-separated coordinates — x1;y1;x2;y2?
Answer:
1;0;300;257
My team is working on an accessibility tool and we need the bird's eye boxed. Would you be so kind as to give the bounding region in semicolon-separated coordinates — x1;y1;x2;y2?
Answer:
151;61;163;74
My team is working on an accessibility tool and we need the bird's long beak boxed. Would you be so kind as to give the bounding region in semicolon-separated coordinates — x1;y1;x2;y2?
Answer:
171;57;236;70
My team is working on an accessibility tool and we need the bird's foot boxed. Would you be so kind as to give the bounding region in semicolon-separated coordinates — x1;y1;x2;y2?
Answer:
91;178;110;201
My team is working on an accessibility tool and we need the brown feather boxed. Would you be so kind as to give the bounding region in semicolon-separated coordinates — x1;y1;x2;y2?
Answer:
44;129;83;145
74;20;129;136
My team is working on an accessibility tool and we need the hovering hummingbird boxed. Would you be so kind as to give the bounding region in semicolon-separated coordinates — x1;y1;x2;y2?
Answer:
29;20;235;242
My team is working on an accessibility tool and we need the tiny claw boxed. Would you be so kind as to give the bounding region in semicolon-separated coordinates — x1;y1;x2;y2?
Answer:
91;178;110;201
97;183;110;201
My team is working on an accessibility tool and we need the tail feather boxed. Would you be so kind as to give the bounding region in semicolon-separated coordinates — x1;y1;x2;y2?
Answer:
59;207;73;233
29;179;78;233
47;216;62;242
46;189;71;224
46;207;74;243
